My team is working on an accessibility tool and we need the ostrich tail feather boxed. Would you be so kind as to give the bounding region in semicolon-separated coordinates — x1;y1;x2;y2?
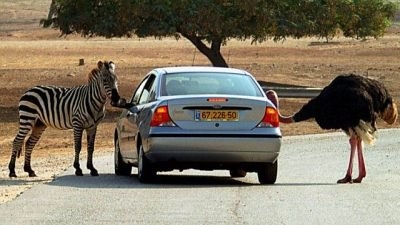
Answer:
354;120;376;145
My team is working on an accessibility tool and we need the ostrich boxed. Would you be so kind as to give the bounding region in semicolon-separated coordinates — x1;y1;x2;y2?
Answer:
266;74;398;183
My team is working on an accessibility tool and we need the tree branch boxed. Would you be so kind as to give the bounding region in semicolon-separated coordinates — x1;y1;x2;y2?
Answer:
180;33;211;57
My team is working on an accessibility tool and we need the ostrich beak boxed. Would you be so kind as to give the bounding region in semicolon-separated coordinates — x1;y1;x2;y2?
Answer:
382;102;398;125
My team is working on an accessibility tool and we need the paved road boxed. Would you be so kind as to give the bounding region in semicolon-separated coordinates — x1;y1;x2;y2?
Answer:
1;130;400;225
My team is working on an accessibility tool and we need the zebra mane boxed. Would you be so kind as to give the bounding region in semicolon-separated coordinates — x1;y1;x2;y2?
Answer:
88;60;115;82
88;68;101;82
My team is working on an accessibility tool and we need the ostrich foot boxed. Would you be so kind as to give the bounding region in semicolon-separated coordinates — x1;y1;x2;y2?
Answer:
337;175;352;184
352;176;365;183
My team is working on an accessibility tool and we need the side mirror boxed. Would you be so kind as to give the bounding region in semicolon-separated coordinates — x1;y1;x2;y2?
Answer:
111;98;135;109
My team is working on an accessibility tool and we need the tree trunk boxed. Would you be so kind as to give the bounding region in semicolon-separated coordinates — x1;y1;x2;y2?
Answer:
181;34;228;67
47;0;56;21
205;50;228;67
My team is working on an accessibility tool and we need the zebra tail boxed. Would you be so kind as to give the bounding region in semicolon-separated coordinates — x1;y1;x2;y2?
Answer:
17;145;23;158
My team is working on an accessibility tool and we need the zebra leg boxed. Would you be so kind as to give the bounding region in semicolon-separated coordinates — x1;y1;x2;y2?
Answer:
73;127;84;176
9;137;24;178
9;119;34;177
86;127;99;176
23;120;47;177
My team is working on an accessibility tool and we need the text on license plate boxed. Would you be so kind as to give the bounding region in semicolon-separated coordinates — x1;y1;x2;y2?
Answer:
195;110;239;121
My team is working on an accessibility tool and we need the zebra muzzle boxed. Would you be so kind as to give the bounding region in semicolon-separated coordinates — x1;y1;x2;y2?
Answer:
111;89;121;103
111;97;134;109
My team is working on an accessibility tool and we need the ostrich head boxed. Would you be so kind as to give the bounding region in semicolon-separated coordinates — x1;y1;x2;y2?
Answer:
380;98;398;125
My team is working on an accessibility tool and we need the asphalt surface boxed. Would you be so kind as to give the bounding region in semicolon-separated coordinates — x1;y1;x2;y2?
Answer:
1;129;400;225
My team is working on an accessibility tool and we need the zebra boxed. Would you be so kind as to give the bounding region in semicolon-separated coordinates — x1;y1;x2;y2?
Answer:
9;60;126;177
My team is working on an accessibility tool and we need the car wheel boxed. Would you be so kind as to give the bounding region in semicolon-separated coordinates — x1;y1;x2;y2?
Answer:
257;160;278;184
114;136;132;176
138;144;156;183
229;169;247;178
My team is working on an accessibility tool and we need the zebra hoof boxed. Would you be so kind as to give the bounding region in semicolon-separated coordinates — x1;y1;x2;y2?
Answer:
9;172;17;178
28;171;37;177
24;165;36;177
90;169;99;176
75;169;83;176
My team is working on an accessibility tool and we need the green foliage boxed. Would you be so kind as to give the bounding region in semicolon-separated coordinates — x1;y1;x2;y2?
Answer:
338;0;397;39
42;0;130;37
42;0;397;66
309;0;341;41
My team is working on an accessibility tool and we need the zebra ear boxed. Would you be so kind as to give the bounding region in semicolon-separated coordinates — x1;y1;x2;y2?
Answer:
97;61;103;69
109;61;115;72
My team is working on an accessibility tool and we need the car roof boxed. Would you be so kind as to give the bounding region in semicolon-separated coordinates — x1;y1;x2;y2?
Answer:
153;66;251;75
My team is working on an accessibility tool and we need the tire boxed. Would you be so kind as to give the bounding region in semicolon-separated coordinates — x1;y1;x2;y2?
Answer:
229;169;247;178
137;144;156;183
114;136;132;176
257;161;278;184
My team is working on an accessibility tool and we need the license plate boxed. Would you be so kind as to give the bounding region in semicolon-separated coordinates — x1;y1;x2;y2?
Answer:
195;110;239;121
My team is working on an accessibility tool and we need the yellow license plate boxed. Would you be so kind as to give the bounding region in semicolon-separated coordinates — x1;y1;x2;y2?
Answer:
195;110;239;121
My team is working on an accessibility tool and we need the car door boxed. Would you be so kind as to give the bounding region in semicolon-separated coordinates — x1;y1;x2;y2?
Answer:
119;74;157;163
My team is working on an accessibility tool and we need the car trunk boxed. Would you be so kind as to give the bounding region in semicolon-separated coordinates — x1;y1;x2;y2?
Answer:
166;95;267;131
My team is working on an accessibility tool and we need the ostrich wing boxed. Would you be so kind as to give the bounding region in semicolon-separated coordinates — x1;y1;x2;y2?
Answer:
293;84;375;131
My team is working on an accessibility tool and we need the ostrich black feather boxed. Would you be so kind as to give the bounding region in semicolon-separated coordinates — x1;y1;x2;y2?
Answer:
292;74;394;134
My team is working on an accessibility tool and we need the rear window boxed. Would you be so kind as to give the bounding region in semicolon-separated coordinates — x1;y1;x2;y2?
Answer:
162;72;263;97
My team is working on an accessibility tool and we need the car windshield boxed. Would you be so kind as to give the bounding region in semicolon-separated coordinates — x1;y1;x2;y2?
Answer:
162;72;263;97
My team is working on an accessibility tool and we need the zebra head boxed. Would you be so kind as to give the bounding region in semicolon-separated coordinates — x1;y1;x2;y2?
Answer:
97;60;121;105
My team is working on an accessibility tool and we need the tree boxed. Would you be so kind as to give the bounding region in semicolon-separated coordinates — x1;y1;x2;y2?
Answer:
309;0;341;42
337;0;397;40
42;0;397;67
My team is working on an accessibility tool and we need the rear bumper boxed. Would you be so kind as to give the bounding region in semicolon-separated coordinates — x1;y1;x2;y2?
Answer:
143;135;281;164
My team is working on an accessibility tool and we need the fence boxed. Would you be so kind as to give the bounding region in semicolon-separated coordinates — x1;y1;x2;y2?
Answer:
261;86;322;98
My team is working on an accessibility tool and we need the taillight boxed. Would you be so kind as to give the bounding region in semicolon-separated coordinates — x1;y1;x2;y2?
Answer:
257;107;279;128
150;105;176;127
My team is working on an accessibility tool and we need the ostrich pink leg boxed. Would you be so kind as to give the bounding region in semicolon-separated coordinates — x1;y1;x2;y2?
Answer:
337;137;357;184
353;139;366;183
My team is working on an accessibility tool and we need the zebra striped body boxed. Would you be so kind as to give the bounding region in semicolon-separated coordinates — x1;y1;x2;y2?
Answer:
9;61;122;177
19;85;107;130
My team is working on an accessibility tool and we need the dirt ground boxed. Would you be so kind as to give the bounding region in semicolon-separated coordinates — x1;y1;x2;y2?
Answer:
1;0;400;203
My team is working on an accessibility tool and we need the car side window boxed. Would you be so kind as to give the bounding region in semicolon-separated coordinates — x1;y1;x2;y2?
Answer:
133;74;156;105
147;83;156;102
131;77;148;104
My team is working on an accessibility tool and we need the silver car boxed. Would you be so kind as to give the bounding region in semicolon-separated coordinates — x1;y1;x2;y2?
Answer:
114;66;281;184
